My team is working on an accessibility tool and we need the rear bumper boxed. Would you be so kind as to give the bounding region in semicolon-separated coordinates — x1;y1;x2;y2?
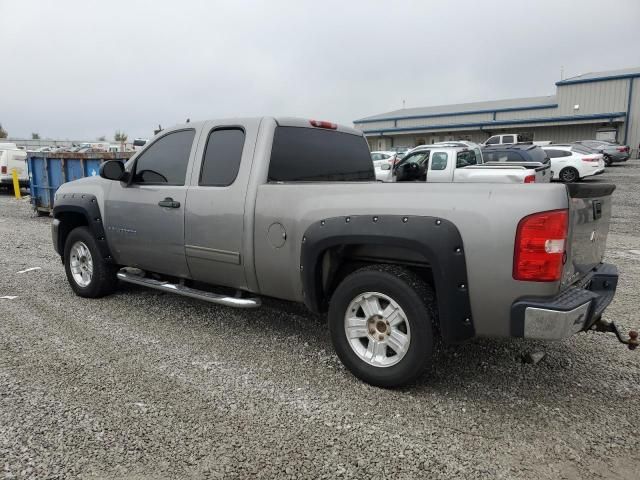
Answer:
510;263;618;340
609;154;629;162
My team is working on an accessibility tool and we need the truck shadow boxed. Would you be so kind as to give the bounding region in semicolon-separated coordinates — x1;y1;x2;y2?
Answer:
116;283;631;409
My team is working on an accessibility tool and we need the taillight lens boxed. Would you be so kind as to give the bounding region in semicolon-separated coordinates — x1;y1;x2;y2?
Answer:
582;157;599;163
523;174;535;183
617;146;628;152
309;120;337;129
1;166;6;174
513;209;568;282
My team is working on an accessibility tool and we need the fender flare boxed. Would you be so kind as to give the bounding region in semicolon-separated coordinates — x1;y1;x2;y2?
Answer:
52;193;114;262
300;215;474;343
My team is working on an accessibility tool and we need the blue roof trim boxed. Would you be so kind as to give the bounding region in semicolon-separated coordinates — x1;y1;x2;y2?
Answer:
556;73;640;86
361;112;627;135
354;103;558;124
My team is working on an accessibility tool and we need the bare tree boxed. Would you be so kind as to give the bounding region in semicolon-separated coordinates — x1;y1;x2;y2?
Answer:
0;124;7;139
114;131;128;152
32;133;40;140
97;135;106;141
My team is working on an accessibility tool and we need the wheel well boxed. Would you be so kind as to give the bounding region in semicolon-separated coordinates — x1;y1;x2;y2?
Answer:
318;244;436;311
55;211;88;256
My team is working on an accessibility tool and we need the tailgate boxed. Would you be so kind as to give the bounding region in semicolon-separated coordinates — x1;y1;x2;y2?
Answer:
562;183;615;287
533;162;551;183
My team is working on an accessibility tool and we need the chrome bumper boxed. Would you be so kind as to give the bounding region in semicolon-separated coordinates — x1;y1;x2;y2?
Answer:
511;263;618;340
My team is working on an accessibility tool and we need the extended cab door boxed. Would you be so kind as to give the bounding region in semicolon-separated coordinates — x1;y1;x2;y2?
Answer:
104;128;197;277
183;119;260;289
425;149;451;182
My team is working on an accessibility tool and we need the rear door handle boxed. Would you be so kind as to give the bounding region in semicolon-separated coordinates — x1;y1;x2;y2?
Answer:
158;197;181;208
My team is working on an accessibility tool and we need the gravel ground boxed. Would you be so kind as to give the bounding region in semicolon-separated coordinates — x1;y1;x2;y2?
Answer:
1;164;640;480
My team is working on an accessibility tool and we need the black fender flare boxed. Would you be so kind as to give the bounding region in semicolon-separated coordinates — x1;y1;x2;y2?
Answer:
52;193;114;263
300;215;474;343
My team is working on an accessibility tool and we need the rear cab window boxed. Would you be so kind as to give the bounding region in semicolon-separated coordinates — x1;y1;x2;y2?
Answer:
268;127;374;182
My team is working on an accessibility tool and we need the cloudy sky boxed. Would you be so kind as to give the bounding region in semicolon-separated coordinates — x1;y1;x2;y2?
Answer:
1;0;638;140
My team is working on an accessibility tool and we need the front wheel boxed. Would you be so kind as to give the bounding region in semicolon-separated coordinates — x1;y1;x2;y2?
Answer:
328;264;436;387
64;226;118;298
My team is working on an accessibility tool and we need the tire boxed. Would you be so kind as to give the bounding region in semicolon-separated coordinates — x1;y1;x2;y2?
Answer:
328;264;436;388
64;226;118;298
559;167;579;183
604;155;612;167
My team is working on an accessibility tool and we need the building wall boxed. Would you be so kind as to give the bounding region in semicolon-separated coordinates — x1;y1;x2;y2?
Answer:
555;79;629;116
625;77;640;149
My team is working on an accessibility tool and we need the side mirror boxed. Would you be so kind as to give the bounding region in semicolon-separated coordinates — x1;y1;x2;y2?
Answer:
100;160;125;181
381;163;391;170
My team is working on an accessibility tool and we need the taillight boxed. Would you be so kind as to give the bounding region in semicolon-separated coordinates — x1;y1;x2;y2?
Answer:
523;174;535;183
513;209;568;282
581;157;599;163
617;146;629;152
309;120;337;129
1;166;6;174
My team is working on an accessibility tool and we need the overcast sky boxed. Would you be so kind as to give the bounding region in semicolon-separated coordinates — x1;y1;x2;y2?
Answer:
1;0;639;140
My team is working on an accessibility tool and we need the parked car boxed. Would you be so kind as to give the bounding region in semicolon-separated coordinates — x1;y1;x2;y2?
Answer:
51;117;620;387
393;145;548;183
574;140;630;166
371;151;397;181
0;143;28;189
481;144;552;182
541;144;605;182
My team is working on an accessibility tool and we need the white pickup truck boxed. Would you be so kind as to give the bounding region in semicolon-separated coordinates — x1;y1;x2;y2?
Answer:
389;145;550;183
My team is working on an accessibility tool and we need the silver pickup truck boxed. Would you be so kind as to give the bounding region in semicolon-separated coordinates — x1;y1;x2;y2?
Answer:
51;117;627;387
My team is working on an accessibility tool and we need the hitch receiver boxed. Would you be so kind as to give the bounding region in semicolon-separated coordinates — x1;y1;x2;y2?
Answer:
592;319;638;350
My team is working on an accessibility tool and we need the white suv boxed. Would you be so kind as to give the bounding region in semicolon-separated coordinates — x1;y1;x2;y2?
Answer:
541;144;605;182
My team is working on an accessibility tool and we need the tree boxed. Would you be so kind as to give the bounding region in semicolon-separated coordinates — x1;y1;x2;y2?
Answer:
97;135;106;141
0;124;7;139
32;133;40;140
114;130;128;152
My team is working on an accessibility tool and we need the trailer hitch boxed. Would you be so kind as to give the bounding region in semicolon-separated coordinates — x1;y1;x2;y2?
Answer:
592;319;639;350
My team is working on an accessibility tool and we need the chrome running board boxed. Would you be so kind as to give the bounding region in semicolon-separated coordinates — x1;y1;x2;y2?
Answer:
117;269;261;309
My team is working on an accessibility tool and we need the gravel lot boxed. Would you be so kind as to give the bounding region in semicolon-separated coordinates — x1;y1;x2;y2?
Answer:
2;164;640;479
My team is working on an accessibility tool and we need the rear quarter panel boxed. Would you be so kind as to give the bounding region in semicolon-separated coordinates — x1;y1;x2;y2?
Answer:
254;182;570;337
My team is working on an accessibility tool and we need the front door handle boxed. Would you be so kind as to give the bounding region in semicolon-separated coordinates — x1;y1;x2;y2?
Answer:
158;197;181;208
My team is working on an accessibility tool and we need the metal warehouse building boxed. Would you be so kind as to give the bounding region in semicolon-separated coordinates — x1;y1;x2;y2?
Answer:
354;66;640;153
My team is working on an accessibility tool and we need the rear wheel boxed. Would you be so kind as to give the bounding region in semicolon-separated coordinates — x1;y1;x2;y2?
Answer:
328;264;435;387
604;155;613;167
64;226;118;298
559;167;579;183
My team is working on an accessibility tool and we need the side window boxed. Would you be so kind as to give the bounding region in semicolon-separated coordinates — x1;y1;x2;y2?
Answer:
560;150;572;157
545;149;561;158
199;128;245;186
430;152;448;170
502;135;515;144
485;136;500;145
133;129;195;185
456;150;477;168
371;153;382;161
506;152;523;162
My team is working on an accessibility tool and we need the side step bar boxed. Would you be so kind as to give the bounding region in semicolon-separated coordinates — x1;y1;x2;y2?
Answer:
117;270;261;309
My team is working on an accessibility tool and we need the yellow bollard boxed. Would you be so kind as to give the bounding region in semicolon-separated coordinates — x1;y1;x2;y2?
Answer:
11;168;21;199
